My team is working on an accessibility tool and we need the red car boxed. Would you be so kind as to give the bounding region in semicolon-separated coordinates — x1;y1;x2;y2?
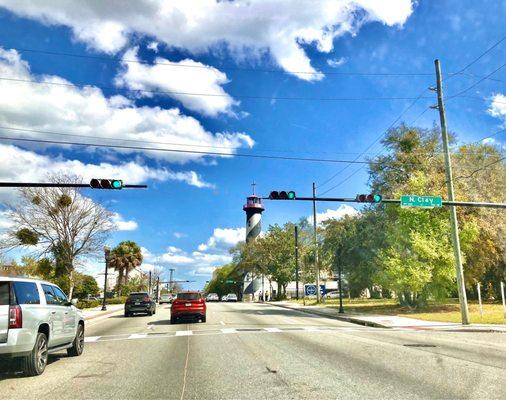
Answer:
171;291;206;324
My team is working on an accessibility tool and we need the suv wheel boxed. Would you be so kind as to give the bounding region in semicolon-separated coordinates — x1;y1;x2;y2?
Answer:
67;324;84;357
23;332;48;376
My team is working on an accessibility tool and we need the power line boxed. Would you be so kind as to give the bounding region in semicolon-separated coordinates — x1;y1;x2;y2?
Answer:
448;62;506;99
7;46;436;77
0;76;432;102
0;134;413;166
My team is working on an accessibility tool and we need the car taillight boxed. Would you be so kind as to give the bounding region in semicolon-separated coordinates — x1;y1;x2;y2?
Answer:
9;305;22;329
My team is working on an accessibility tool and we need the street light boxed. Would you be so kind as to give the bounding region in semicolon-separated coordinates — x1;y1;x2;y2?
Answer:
101;246;111;311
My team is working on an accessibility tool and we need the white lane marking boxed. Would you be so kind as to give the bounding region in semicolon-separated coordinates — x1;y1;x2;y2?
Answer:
304;327;321;332
128;334;147;339
147;324;155;330
221;328;237;334
84;336;101;342
257;311;264;315
220;321;226;326
176;330;193;336
264;327;282;333
282;318;297;324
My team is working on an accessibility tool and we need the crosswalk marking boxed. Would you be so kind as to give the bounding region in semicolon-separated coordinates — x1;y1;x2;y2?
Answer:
221;328;237;334
84;336;101;343
220;321;226;325
175;330;193;336
128;334;147;339
264;327;282;333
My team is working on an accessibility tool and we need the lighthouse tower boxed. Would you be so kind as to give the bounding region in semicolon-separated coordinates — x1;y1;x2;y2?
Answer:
242;183;264;301
243;182;264;243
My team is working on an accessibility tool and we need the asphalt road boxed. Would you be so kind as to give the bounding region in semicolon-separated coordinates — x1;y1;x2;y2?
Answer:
1;302;505;399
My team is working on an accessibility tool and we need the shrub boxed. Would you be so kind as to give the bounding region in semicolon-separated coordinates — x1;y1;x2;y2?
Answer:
107;296;128;304
76;299;101;309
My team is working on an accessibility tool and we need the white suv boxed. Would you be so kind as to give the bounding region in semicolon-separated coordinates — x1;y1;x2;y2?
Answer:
0;277;85;376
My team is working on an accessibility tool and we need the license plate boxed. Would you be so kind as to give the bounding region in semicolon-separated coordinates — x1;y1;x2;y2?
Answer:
185;303;192;306
135;302;140;305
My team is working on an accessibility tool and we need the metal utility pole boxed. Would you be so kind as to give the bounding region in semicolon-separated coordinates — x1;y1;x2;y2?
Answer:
169;268;175;292
337;257;344;314
295;225;299;300
101;246;110;311
156;277;160;302
312;182;320;303
148;270;152;296
434;59;470;325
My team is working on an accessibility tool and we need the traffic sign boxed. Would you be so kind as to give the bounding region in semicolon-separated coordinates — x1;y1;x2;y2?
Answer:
305;284;317;296
401;195;442;208
304;284;326;296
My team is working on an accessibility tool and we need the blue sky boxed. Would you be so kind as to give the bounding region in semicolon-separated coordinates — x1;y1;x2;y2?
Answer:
0;1;505;290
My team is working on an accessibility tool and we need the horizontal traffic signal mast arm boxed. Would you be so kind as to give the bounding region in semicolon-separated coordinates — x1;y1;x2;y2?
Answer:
0;182;147;188
262;196;506;209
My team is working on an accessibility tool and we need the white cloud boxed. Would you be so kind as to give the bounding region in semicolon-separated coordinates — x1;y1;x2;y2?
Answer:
193;266;216;276
0;48;253;163
197;227;245;252
146;41;159;52
327;57;346;68
111;212;138;231
0;144;214;202
488;94;506;120
307;204;359;225
173;232;187;239
115;47;238;117
0;0;414;80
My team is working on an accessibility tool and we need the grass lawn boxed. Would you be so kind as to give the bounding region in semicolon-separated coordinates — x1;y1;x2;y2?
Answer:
288;298;506;324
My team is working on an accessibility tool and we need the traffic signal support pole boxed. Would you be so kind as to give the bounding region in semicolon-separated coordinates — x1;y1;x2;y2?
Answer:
434;59;470;325
312;183;320;303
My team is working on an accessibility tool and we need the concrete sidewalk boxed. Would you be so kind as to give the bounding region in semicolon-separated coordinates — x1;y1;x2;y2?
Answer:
81;304;124;321
269;301;506;332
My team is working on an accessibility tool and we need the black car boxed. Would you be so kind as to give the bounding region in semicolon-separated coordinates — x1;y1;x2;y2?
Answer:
124;292;156;317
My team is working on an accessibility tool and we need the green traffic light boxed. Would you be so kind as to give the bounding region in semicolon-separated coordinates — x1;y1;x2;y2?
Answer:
112;180;122;189
373;194;382;203
287;191;296;200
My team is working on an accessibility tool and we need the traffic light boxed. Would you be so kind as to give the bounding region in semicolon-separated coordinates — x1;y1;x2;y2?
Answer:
89;179;123;190
356;194;382;203
269;190;296;200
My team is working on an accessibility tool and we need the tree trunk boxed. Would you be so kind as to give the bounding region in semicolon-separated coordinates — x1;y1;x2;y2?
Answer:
68;269;74;300
117;268;124;296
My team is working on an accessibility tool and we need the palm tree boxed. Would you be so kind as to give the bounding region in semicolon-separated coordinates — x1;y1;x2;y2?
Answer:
108;241;143;295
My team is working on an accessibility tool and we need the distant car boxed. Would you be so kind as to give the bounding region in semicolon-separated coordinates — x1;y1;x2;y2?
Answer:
324;291;340;299
226;293;238;302
206;293;219;302
0;277;85;376
159;294;172;304
171;291;206;324
124;292;156;317
221;295;228;302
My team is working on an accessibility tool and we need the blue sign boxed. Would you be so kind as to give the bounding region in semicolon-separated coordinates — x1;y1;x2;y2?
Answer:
305;284;317;296
305;284;326;296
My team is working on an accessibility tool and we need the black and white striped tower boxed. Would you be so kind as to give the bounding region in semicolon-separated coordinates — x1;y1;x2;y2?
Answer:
243;182;264;243
242;183;264;300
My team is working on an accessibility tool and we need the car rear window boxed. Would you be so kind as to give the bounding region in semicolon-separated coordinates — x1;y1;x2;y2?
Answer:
12;281;40;305
129;293;148;301
177;293;200;300
0;282;9;305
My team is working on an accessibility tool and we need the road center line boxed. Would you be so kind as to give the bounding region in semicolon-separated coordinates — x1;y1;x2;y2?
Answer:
264;327;282;333
84;336;100;342
128;334;147;339
221;328;237;334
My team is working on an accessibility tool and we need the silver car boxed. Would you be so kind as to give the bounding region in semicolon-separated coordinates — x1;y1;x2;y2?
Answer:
0;277;85;376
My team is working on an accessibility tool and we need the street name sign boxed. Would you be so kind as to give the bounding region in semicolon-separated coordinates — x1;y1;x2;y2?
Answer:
401;195;442;208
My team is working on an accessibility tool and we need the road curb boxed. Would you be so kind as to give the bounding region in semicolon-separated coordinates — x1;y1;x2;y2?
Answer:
267;302;390;328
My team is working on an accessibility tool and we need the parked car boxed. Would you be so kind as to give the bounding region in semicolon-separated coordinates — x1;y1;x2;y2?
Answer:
171;291;206;323
324;291;340;299
0;277;85;376
206;293;219;302
221;295;228;302
124;292;156;317
159;294;172;304
226;293;238;302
